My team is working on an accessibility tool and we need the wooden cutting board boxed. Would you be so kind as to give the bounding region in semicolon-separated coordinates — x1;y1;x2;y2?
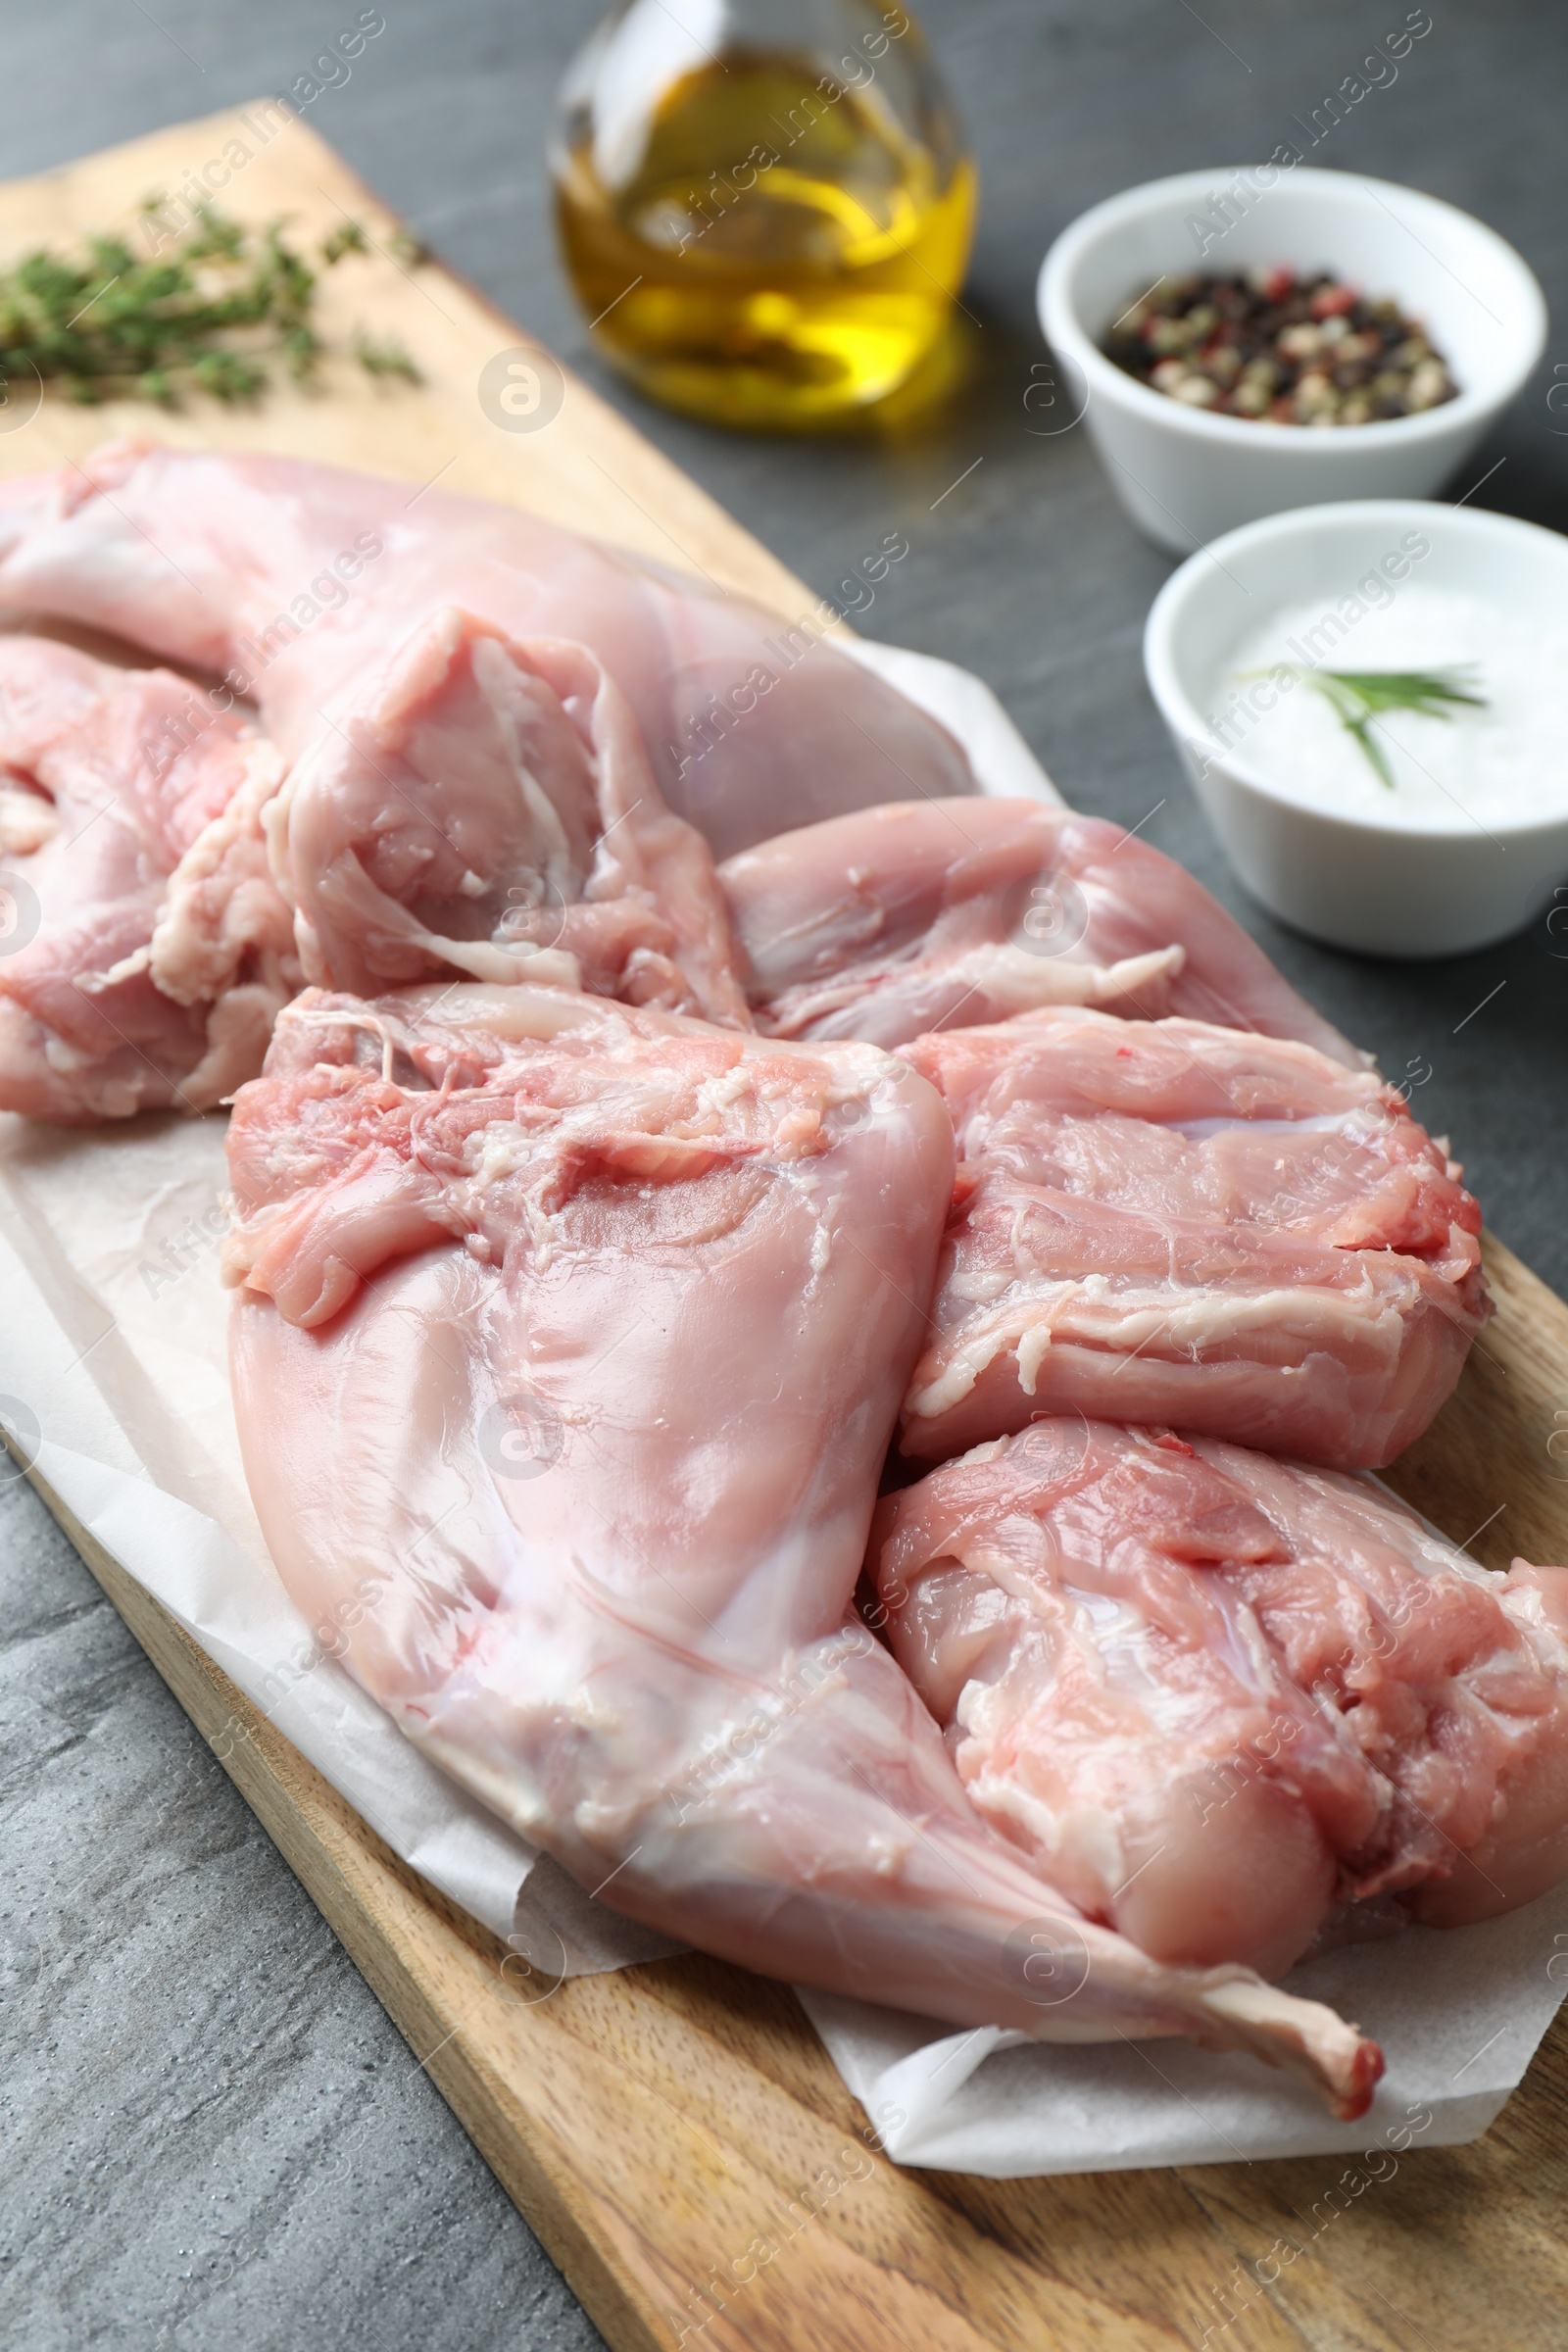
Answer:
5;105;1567;2352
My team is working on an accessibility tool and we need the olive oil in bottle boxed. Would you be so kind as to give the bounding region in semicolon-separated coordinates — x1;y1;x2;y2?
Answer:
552;1;976;430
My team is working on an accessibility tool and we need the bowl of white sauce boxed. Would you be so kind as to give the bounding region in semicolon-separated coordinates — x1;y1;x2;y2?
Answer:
1143;499;1568;956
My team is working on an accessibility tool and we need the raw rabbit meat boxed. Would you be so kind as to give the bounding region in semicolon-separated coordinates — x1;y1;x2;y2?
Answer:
899;1006;1488;1469
0;440;978;859
221;981;1381;2116
719;796;1361;1062
0;633;294;1120
274;607;750;1024
874;1420;1568;1976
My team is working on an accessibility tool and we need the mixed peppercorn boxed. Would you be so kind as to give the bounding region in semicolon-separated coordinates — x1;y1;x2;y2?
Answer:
1102;268;1458;426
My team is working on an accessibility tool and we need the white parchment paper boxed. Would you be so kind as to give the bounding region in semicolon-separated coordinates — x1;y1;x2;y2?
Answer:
5;641;1565;2175
800;1880;1568;2175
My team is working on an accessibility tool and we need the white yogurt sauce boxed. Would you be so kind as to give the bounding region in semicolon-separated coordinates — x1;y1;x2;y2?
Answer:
1212;585;1568;831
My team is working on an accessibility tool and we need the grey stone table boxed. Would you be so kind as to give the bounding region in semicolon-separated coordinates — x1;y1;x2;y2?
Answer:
3;2;1566;2344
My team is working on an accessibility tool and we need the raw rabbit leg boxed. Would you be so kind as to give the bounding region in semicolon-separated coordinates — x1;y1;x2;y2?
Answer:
273;609;751;1024
899;1006;1488;1469
719;797;1360;1062
222;982;1381;2116
875;1421;1568;1972
0;634;293;1119
0;440;979;856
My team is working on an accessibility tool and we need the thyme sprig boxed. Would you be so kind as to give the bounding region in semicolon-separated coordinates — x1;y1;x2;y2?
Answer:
1246;664;1487;789
0;203;420;410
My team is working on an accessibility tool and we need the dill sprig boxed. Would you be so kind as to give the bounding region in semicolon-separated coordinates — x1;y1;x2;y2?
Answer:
0;203;421;410
1247;664;1486;789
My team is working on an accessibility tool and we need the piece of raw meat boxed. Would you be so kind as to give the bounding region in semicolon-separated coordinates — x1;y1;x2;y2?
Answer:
873;1421;1568;1978
899;1006;1487;1469
273;607;750;1024
0;634;294;1120
221;981;1381;2115
719;797;1360;1062
0;440;979;858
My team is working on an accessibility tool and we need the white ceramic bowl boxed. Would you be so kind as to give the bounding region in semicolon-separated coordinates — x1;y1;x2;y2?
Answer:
1039;168;1547;554
1144;500;1568;957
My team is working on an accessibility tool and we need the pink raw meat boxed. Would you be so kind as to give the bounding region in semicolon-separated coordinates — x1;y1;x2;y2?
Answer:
899;1006;1487;1469
0;440;979;858
274;608;750;1024
220;981;1381;2116
0;634;294;1120
874;1421;1568;1975
719;796;1360;1062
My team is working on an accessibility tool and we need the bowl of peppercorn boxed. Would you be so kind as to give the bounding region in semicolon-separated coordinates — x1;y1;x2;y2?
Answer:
1038;167;1546;554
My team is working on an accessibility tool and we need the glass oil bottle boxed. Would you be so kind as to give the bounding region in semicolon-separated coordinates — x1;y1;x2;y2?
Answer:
552;0;976;430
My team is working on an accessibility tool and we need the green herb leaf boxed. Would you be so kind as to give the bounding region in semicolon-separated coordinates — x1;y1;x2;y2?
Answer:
1312;667;1486;720
1242;664;1487;788
352;327;422;384
321;221;370;266
0;204;419;411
